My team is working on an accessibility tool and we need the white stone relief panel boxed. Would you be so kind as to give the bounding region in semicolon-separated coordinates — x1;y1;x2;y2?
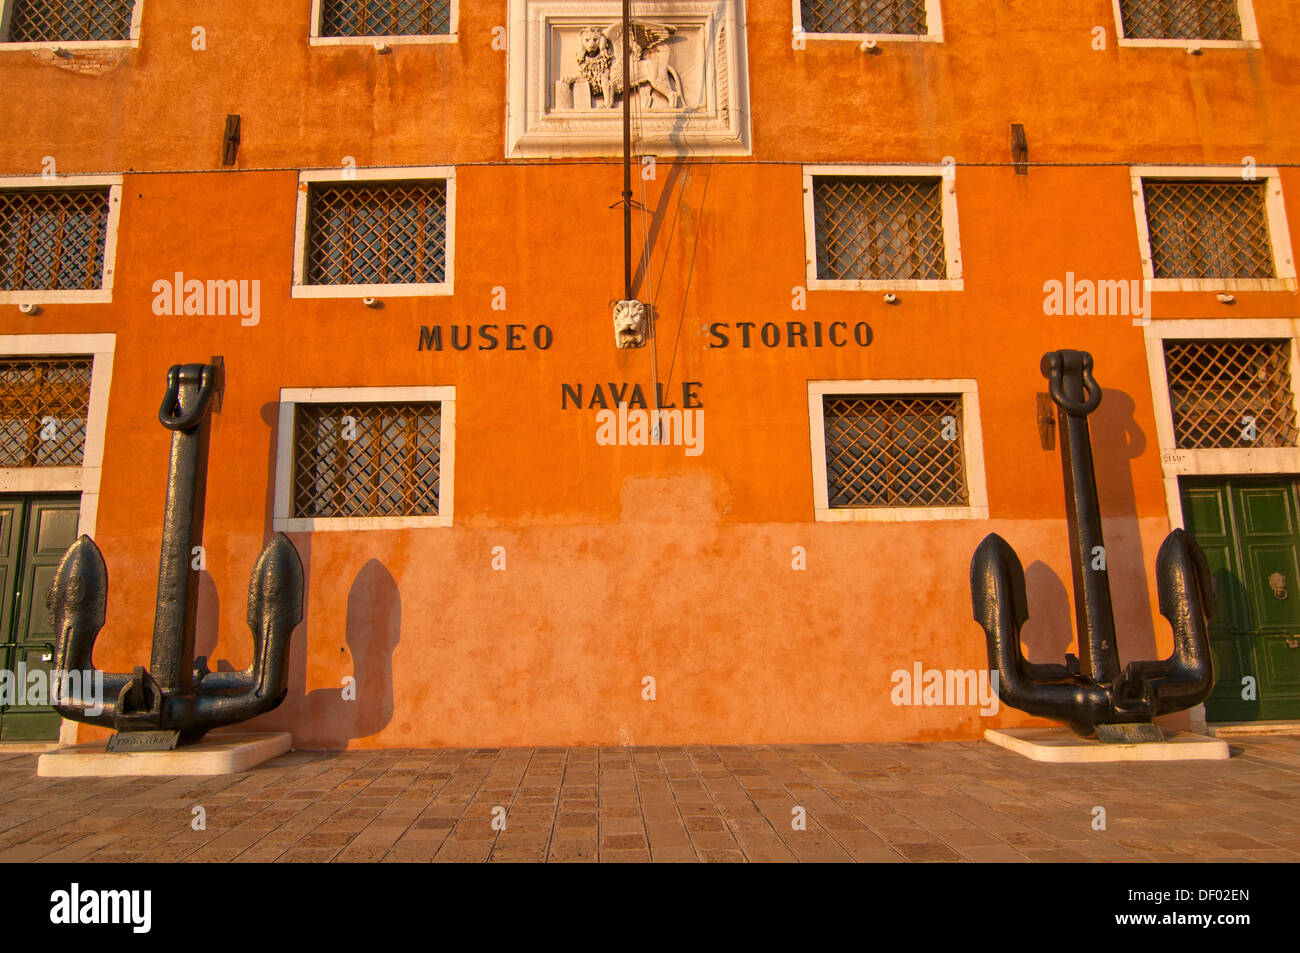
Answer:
506;0;751;157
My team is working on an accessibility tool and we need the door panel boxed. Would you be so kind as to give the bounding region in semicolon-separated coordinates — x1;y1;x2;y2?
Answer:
1262;637;1300;692
1179;482;1256;720
0;495;80;741
1239;486;1296;536
1243;544;1300;628
0;503;21;675
1180;477;1300;722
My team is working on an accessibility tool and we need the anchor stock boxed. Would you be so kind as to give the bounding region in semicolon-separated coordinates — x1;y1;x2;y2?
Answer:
48;363;303;746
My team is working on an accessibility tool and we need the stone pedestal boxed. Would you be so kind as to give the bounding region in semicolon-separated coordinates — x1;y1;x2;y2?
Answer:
37;731;292;777
1206;720;1300;738
985;726;1229;763
554;79;573;109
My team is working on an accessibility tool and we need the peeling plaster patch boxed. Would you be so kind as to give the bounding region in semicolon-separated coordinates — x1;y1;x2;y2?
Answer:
619;474;725;525
31;49;127;74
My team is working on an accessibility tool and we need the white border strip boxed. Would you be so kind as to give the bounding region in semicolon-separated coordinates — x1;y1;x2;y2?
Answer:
1142;318;1300;530
1112;0;1259;50
0;0;144;49
802;164;963;292
0;332;115;747
273;385;455;532
0;175;123;305
1129;165;1296;292
792;0;944;42
308;0;458;46
807;378;988;522
291;166;456;299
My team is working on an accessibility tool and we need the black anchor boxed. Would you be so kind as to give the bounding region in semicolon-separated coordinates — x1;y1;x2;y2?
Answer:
970;350;1216;737
49;363;303;746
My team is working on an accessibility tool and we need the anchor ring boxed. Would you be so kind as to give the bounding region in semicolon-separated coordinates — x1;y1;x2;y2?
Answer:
1042;351;1103;416
158;364;217;431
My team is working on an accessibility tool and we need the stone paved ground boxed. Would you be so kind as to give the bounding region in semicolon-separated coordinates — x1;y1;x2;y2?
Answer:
0;737;1297;862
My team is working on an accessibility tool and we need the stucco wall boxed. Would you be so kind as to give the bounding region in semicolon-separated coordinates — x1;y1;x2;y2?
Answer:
3;1;1298;745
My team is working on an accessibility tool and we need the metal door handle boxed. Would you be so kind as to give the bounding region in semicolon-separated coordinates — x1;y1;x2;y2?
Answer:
1286;637;1299;650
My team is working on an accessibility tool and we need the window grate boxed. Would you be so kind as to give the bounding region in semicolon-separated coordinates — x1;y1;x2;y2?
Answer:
799;0;927;34
0;189;110;292
0;357;92;468
306;181;447;286
813;177;946;282
6;0;135;42
293;402;441;518
1164;340;1298;450
1144;181;1273;279
824;395;967;507
320;0;451;37
1119;0;1243;40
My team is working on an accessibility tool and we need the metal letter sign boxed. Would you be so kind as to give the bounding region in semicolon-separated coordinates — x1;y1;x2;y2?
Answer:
49;364;303;746
970;351;1215;738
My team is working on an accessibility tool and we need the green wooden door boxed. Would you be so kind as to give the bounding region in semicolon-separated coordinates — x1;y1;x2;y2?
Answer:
1180;477;1300;721
0;495;81;741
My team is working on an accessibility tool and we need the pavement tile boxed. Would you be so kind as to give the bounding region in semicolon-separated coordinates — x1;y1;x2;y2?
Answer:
0;738;1295;863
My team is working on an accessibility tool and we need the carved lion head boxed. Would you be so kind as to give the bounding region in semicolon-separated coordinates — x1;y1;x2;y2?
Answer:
578;27;607;59
613;299;647;349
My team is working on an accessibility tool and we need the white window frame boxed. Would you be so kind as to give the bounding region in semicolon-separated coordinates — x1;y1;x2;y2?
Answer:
274;385;455;532
0;332;115;747
808;378;988;522
1112;0;1260;50
291;166;455;299
0;0;143;50
0;174;122;306
803;164;963;292
1130;166;1296;293
1143;319;1300;530
308;0;457;47
792;0;943;43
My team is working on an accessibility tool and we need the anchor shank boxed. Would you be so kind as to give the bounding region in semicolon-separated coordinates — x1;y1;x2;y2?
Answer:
1048;351;1121;684
150;365;215;694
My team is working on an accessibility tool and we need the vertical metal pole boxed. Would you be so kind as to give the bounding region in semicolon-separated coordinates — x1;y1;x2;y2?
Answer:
1045;352;1120;685
151;376;210;694
622;0;632;301
149;364;217;697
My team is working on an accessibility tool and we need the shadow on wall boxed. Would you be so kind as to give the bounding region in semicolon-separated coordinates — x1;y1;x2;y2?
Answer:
245;404;402;744
261;401;278;531
1020;560;1072;665
1014;388;1158;667
193;570;220;666
1092;387;1158;664
252;555;402;747
188;545;401;745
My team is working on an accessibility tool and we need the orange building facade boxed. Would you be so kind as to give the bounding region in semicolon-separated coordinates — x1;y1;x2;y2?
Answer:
1;0;1298;749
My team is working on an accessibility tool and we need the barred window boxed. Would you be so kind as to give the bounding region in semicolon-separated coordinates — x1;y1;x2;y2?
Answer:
292;402;441;518
1163;340;1298;449
1118;0;1243;40
813;177;946;282
1143;180;1273;279
799;0;927;35
305;181;448;287
823;394;967;507
319;0;451;37
4;0;135;42
0;189;110;292
0;357;92;468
